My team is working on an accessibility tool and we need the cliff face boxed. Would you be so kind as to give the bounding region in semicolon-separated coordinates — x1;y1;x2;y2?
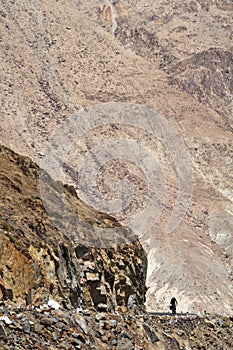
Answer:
0;146;147;312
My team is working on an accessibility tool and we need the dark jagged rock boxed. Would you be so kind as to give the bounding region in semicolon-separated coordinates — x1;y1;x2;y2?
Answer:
167;48;233;128
0;322;7;340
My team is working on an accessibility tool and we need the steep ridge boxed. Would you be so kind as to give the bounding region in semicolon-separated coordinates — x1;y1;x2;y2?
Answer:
113;0;233;126
167;48;233;128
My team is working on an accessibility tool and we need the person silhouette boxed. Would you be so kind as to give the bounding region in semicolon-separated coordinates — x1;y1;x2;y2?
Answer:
170;297;178;314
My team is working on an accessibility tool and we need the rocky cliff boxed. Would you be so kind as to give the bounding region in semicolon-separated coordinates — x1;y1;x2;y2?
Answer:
0;146;147;313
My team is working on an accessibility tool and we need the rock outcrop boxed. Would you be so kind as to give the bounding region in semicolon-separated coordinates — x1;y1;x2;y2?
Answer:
0;146;147;313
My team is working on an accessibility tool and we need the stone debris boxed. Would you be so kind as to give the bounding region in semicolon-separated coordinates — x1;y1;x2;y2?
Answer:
0;303;232;349
0;322;7;340
0;316;12;325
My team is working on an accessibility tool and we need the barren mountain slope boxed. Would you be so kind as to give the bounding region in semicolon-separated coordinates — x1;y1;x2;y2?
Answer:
110;0;233;127
0;0;232;314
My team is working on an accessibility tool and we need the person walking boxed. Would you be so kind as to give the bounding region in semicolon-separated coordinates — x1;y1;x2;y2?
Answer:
170;297;178;314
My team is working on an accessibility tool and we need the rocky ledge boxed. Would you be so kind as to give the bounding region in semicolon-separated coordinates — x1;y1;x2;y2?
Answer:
0;302;232;349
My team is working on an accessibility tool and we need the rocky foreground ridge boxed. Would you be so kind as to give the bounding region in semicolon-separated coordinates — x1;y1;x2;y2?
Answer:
0;303;233;350
0;143;233;349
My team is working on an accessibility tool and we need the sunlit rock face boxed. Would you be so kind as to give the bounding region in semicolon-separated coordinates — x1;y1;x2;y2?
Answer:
0;146;147;312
